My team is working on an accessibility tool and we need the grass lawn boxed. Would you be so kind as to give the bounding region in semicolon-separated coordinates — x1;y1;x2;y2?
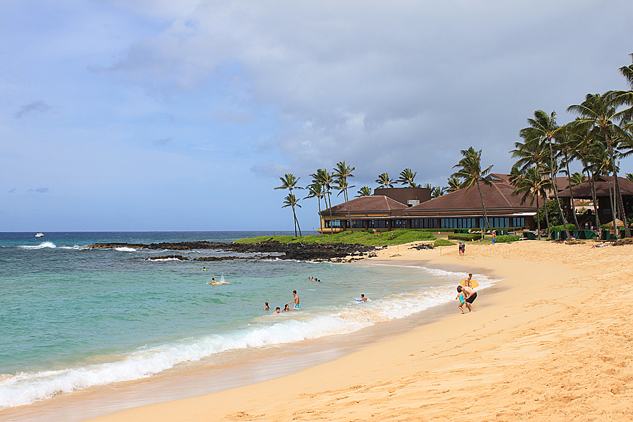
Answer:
234;229;436;246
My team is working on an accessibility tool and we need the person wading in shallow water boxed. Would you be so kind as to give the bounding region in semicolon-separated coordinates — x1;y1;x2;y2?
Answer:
288;290;300;309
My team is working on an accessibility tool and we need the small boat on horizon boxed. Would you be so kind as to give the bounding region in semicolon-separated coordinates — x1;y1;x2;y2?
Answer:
35;232;44;238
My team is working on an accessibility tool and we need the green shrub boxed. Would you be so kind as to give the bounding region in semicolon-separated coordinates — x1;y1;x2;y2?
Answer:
235;229;435;246
495;235;521;243
448;233;480;241
550;224;577;231
434;239;455;246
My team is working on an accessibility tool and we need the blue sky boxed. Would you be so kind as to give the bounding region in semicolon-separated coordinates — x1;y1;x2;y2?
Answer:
1;0;632;231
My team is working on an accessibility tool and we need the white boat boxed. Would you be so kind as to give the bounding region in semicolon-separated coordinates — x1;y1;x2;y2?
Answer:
35;232;44;238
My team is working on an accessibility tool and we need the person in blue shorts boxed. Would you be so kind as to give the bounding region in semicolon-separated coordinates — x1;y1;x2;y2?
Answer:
288;290;300;309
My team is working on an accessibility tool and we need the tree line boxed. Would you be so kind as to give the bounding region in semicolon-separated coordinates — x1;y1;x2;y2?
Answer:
275;55;633;238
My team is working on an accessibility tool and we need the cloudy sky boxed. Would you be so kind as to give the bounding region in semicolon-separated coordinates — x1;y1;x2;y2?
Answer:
1;0;632;231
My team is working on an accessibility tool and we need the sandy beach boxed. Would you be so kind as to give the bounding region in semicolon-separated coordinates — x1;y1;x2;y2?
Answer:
71;240;633;421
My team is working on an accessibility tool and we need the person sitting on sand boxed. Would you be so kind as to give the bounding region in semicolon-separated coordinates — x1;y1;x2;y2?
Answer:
288;290;300;309
461;285;477;312
283;304;293;312
456;286;466;314
360;294;367;302
272;307;281;315
264;302;270;311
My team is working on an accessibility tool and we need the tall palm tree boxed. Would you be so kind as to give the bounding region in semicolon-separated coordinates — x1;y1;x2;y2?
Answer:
275;174;302;236
452;147;493;232
356;186;372;197
310;169;335;234
556;125;581;229
333;161;356;233
612;54;633;123
447;177;461;192
431;186;446;199
511;165;552;240
281;194;301;236
397;168;419;187
520;110;570;239
376;173;394;188
568;93;631;237
568;123;602;229
627;173;633;183
305;181;325;234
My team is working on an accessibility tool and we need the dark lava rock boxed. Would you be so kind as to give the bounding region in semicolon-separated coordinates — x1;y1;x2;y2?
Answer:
88;240;379;261
409;244;434;250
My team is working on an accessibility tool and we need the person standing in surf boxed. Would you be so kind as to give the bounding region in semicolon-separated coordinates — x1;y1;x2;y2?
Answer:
288;290;300;309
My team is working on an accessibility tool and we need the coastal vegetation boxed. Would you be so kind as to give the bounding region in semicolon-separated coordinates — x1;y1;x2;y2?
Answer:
273;55;633;241
235;229;435;246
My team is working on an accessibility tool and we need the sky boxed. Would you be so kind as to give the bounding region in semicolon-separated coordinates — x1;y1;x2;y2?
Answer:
1;0;632;232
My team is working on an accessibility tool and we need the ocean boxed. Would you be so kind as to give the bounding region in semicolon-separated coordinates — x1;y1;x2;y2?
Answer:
0;231;495;416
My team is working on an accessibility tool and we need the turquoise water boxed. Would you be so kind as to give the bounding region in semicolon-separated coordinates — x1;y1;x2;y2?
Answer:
0;232;492;410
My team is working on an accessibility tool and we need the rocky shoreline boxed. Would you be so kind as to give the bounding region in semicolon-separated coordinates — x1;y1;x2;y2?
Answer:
88;241;382;261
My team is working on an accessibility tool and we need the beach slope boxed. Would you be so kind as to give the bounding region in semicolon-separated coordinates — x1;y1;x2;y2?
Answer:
86;241;633;421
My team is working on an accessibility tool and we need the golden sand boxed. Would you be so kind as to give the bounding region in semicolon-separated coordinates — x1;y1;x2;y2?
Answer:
83;241;633;421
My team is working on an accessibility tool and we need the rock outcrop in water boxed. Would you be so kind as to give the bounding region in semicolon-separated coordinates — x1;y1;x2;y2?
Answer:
88;241;380;261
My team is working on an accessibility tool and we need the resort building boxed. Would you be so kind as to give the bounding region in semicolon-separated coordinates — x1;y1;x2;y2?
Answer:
319;174;537;232
556;176;633;228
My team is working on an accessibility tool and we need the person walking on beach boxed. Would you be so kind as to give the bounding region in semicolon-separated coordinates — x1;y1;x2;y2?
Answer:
288;290;300;309
459;242;465;256
461;285;477;312
491;231;496;244
463;273;474;287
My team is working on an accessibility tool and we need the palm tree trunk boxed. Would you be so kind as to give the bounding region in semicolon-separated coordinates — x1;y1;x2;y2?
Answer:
605;133;631;238
475;179;491;234
607;177;617;236
548;139;570;239
344;188;354;233
327;191;334;235
295;212;302;237
291;204;298;237
543;196;551;238
588;170;601;230
536;194;541;240
317;197;323;234
564;152;581;230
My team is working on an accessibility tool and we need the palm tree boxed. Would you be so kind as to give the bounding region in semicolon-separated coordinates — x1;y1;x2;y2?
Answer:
520;110;570;239
570;172;585;186
627;173;633;183
431;186;446;198
511;166;552;240
556;125;581;229
612;54;633;123
397;168;419;187
333;161;356;233
310;169;335;234
275;174;302;236
305;181;325;234
281;194;301;236
356;186;372;197
452;147;493;232
568;93;631;238
447;177;461;192
376;173;394;188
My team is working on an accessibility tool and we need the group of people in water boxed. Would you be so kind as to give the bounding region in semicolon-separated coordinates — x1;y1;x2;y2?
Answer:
265;290;301;314
456;273;478;314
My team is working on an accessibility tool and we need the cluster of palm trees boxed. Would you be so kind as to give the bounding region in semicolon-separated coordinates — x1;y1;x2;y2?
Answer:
510;56;633;239
276;161;356;236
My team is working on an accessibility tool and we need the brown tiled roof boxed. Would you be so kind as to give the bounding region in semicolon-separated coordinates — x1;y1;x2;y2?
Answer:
557;176;633;198
405;180;535;214
321;195;408;215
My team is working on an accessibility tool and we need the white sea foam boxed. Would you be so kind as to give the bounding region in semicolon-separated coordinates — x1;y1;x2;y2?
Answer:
115;247;137;252
0;272;498;410
19;242;57;249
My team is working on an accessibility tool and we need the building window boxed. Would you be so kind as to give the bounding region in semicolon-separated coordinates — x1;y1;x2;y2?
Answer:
324;220;343;228
512;217;525;228
392;219;407;228
411;219;437;229
352;220;365;228
368;220;388;228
